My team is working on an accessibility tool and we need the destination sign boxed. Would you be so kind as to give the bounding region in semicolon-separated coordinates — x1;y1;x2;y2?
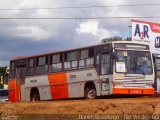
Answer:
114;43;149;50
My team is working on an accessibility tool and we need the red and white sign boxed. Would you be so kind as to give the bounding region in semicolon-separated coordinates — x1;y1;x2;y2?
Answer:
132;20;160;54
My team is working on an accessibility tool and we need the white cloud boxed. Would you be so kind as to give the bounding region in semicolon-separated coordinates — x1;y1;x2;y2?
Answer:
97;29;118;38
76;21;117;39
15;26;51;40
99;0;125;5
76;21;99;35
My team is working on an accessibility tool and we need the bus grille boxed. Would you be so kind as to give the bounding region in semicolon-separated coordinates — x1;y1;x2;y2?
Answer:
114;78;153;88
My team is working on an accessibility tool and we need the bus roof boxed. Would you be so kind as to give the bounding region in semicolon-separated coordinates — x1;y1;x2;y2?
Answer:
10;43;104;61
10;41;149;61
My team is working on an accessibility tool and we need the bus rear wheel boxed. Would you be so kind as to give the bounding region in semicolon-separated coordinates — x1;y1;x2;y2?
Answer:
31;90;40;102
85;87;96;99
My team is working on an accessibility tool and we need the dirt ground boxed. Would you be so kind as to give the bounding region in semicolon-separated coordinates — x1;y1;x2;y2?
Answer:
0;96;160;120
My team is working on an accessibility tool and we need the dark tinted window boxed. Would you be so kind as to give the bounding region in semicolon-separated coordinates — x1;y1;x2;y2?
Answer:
0;90;8;96
29;59;34;67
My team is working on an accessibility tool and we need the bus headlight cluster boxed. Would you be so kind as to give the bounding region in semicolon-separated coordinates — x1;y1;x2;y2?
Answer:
101;78;109;91
112;82;123;87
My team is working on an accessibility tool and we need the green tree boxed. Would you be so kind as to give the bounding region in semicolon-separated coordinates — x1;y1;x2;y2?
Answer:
0;67;7;76
123;37;132;41
101;36;131;43
101;36;122;43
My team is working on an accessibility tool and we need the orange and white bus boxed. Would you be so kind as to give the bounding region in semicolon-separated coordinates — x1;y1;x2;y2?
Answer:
8;41;155;102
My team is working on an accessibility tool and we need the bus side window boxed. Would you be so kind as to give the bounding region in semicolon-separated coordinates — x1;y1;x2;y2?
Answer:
79;48;94;69
35;56;48;75
27;58;35;76
87;48;94;68
64;62;71;70
86;58;94;68
79;59;85;69
49;54;62;73
64;51;78;70
79;49;88;69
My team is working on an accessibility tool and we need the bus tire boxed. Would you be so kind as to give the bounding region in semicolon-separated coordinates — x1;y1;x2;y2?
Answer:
85;87;97;99
30;90;40;102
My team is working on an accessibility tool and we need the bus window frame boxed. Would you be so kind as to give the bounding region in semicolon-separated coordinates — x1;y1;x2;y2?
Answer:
49;53;63;73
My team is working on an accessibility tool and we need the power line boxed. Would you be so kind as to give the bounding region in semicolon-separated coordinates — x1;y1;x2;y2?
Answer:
0;16;159;20
0;4;160;10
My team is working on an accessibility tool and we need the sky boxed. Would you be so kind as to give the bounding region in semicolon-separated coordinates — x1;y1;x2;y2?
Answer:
0;0;160;66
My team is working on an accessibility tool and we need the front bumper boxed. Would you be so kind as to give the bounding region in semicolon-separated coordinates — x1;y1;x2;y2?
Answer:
112;88;154;95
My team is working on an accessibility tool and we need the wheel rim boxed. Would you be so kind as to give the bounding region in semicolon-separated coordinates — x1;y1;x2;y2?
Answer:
87;89;96;99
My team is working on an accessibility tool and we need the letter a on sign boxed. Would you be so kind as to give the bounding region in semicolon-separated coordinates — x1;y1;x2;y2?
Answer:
134;24;140;37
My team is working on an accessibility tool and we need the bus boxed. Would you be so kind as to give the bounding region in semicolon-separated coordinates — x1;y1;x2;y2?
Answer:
8;41;154;102
153;54;160;93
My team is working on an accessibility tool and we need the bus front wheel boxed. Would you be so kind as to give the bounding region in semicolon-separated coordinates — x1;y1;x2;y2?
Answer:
85;87;97;99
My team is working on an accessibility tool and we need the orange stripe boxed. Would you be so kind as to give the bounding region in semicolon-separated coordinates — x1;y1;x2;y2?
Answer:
8;79;16;102
48;72;69;99
15;84;20;102
8;79;16;90
8;79;21;102
112;88;154;95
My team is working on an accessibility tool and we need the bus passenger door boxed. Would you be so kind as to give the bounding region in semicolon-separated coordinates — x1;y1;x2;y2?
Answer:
16;66;26;101
95;53;101;74
100;53;110;94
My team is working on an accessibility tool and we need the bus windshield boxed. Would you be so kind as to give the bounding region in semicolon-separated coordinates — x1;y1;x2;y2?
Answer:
115;50;152;74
